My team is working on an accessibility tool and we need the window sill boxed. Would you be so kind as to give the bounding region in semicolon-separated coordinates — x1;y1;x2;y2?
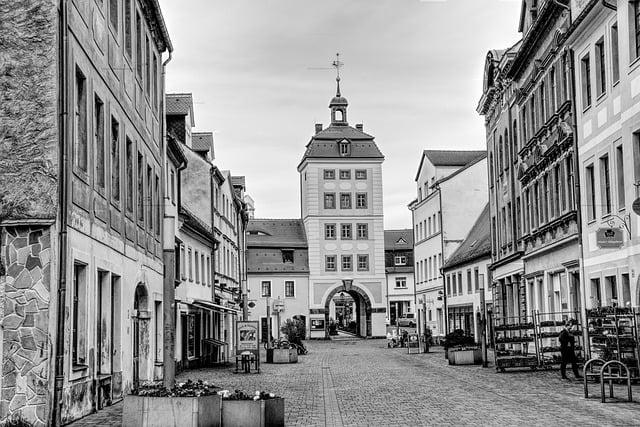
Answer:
72;364;89;372
582;105;592;114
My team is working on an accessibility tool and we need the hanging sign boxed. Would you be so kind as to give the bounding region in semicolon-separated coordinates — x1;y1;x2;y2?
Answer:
596;227;624;249
632;197;640;216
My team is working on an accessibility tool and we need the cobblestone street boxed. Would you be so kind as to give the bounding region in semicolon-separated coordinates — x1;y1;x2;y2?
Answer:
70;338;640;426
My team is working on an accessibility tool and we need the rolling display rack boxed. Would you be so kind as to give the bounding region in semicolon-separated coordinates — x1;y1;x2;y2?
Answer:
493;315;538;372
534;310;584;368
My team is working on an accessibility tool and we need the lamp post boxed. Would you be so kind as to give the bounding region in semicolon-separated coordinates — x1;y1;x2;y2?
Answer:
478;273;488;368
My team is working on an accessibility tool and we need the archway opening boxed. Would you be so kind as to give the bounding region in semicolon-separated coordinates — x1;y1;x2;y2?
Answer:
324;284;372;338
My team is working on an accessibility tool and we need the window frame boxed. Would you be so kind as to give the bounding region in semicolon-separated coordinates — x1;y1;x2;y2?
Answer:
395;277;407;289
325;223;336;240
581;53;592;111
339;169;351;180
356;192;368;209
355;169;367;180
324;192;336;209
340;192;352;209
341;255;353;271
595;36;607;98
356;223;368;240
394;255;407;266
284;280;295;298
323;169;335;180
261;280;272;298
357;254;369;271
325;255;336;272
340;223;352;240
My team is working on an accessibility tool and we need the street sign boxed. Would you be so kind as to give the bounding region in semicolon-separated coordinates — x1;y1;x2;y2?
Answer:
632;197;640;216
596;227;624;249
273;298;285;312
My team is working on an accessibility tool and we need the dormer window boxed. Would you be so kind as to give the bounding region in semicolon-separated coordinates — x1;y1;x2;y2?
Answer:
339;140;350;156
282;250;294;263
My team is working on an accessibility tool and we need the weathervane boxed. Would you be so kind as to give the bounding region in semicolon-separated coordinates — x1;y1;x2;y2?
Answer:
332;52;343;96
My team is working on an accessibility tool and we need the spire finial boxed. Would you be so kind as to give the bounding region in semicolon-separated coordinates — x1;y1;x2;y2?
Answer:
332;52;343;97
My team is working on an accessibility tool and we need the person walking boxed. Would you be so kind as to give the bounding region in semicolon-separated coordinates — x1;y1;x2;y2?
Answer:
559;320;582;380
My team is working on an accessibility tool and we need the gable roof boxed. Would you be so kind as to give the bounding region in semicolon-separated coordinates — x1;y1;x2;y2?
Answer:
415;150;486;181
432;152;487;187
192;132;214;156
231;176;246;189
384;229;414;250
166;93;195;126
443;204;491;270
246;219;308;248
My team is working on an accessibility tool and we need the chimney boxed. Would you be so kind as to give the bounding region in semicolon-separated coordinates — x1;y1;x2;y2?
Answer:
315;123;323;134
356;123;363;131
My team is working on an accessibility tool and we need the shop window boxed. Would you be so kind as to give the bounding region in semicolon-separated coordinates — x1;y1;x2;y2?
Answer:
186;315;195;359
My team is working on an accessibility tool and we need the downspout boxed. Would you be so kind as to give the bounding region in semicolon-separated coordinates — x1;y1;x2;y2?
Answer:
567;47;590;358
438;187;449;336
53;0;69;425
409;203;418;334
601;0;616;10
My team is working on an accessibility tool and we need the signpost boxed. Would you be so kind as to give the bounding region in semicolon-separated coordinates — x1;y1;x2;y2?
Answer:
273;297;285;340
596;227;624;249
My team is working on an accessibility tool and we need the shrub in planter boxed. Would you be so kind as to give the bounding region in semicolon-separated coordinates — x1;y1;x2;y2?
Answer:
123;380;221;427
281;318;308;355
443;329;476;359
220;390;284;427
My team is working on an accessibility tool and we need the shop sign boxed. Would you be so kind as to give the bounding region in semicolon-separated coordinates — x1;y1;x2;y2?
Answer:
236;321;259;353
632;197;640;216
596;227;623;249
311;319;325;330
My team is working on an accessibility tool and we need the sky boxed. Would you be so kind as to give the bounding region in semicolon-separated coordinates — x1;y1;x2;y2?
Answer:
159;0;522;229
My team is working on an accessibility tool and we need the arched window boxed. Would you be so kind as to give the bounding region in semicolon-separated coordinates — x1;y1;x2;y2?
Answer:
335;109;343;121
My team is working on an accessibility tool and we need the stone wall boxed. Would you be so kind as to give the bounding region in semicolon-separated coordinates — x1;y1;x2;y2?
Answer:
1;225;53;426
0;0;58;221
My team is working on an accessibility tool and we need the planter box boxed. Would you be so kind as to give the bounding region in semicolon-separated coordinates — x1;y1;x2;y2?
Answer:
222;398;284;427
448;348;482;365
122;394;221;427
266;348;298;364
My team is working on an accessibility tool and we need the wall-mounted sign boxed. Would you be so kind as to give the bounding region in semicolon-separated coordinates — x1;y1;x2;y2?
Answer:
632;197;640;216
236;321;259;353
596;227;624;249
310;319;325;330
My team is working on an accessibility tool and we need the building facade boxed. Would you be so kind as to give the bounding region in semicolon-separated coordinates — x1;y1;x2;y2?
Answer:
566;0;640;312
409;150;487;339
384;230;416;326
298;80;387;338
442;205;492;342
0;0;172;424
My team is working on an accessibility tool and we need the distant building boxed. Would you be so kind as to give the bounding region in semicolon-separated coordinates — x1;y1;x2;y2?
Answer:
246;219;310;340
409;150;488;339
384;230;415;326
442;204;492;342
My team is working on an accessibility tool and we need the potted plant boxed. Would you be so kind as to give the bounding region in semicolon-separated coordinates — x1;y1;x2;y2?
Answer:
122;380;221;427
443;329;480;365
220;390;284;427
280;318;308;355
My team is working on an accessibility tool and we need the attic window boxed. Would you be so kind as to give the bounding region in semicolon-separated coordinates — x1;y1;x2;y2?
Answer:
248;230;270;236
396;238;407;245
339;141;350;156
282;250;294;263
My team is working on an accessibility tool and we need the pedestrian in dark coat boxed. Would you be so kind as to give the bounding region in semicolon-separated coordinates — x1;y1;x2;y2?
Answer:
559;320;582;380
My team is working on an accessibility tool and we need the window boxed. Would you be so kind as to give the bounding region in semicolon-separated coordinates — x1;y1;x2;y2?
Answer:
109;0;118;32
616;145;625;209
581;54;592;109
524;189;531;233
566;154;575;209
355;169;367;179
195;251;200;283
206;256;211;286
135;11;142;81
467;269;472;294
341;255;352;271
325;224;336;239
261;281;271;297
201;253;205;285
285;281;295;298
633;0;640;60
323;169;335;180
137;152;144;221
612;22;620;83
72;262;87;365
446;275;451;296
533;182;540;228
339;142;350;156
325;255;336;271
474;267;480;291
339;169;351;179
341;224;352;239
357;255;369;271
282;250;294;263
94;96;105;190
340;193;352;209
124;0;132;58
595;37;606;97
553;165;561;218
170;170;175;204
180;245;186;280
153;54;158;110
145;35;151;97
75;67;88;173
146;165;152;227
155;174;160;235
188;248;193;280
110;117;120;203
542;174;549;224
356;223;368;240
394;255;407;266
521;105;528;142
452;274;457;296
539;83;546;123
126;139;134;212
356;193;367;209
600;154;612;215
586;164;596;221
549;67;557;114
395;277;407;288
457;272;463;294
324;193;336;209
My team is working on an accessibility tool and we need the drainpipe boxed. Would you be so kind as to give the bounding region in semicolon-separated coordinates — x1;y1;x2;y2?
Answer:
409;204;417;335
601;0;616;10
438;187;449;336
567;47;590;358
53;0;69;425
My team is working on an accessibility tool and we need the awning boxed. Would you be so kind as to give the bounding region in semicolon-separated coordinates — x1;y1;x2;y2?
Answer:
192;299;240;315
203;338;228;346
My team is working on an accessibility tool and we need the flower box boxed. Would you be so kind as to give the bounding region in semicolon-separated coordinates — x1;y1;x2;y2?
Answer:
448;348;482;365
222;397;285;427
266;348;298;364
122;394;221;426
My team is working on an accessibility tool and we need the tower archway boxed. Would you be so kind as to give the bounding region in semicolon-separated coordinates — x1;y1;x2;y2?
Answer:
324;282;372;338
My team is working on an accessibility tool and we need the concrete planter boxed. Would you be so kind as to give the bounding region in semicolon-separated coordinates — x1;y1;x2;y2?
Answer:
122;394;222;426
448;348;482;365
266;348;298;364
222;398;285;427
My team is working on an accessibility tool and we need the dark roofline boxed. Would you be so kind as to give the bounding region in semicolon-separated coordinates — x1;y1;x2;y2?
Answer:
148;0;173;52
443;204;491;270
180;206;218;244
431;152;487;188
167;134;187;170
414;150;484;182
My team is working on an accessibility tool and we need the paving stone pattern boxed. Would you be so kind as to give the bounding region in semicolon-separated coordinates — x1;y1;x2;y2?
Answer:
70;338;640;426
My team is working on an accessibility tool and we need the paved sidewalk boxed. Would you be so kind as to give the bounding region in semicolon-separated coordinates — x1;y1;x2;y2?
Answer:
69;339;640;426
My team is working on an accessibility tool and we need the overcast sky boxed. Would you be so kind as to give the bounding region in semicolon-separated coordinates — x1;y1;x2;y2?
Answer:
160;0;521;229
